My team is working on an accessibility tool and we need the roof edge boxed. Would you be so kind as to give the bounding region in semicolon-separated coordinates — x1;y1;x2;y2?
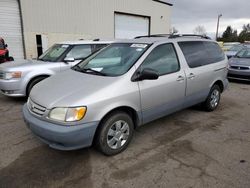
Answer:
152;0;173;6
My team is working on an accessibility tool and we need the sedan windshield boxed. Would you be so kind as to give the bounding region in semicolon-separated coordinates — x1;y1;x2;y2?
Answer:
38;44;69;62
236;48;250;58
74;43;149;76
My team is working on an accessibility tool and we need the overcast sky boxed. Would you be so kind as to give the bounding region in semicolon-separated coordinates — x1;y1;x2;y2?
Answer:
168;0;250;38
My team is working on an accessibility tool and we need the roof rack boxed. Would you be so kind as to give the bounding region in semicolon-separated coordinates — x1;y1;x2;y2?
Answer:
134;34;211;40
93;38;100;41
134;34;171;39
169;34;211;39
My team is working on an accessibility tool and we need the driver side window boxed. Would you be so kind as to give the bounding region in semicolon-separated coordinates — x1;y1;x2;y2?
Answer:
140;43;180;76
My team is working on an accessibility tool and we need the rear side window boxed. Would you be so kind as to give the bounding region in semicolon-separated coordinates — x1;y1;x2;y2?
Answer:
178;41;225;68
140;43;180;76
67;45;92;60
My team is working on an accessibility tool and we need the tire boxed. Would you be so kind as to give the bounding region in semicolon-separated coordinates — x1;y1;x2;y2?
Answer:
96;111;134;156
27;76;48;96
202;85;221;112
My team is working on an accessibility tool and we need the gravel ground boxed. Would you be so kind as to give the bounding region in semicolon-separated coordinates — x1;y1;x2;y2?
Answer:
0;82;249;188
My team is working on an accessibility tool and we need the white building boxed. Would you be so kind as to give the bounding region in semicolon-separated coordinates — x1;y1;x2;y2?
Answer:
0;0;172;59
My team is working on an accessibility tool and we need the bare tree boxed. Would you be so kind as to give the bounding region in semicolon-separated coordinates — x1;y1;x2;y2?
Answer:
193;25;207;35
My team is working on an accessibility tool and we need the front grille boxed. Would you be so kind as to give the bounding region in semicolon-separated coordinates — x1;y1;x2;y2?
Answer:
28;99;46;117
230;66;250;70
228;73;250;80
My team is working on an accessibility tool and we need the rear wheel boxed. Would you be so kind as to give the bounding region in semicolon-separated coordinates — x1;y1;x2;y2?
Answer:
96;111;134;155
202;85;221;111
26;76;48;96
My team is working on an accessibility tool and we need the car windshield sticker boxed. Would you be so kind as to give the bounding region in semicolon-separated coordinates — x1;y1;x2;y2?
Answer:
62;45;69;48
130;44;148;48
136;48;143;52
91;68;103;72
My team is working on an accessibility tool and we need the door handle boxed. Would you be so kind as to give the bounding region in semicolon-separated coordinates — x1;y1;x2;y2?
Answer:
176;76;185;82
187;73;195;79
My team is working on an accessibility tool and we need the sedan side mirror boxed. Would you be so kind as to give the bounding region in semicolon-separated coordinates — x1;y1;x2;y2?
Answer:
64;57;75;63
132;68;159;82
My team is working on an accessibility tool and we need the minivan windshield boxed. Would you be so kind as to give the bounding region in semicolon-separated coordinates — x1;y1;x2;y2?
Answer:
74;43;149;76
236;48;250;58
38;44;69;62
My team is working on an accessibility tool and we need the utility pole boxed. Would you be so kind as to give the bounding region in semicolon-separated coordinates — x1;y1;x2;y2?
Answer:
216;14;222;41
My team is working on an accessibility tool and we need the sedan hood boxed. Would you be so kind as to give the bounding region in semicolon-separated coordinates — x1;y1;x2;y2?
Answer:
30;69;120;109
0;59;47;71
229;57;250;66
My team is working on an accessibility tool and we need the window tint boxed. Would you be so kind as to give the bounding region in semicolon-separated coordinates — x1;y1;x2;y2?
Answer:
203;42;225;63
178;41;225;68
140;44;179;75
67;45;91;60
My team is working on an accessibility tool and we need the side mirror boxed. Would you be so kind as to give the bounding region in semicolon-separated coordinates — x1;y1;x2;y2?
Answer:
5;44;8;48
132;68;159;82
64;57;75;63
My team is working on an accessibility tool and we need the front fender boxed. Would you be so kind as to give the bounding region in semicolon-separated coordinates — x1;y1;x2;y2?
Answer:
21;69;55;92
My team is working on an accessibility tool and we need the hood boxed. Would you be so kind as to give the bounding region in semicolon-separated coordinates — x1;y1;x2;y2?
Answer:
0;59;48;71
30;69;121;109
229;57;250;66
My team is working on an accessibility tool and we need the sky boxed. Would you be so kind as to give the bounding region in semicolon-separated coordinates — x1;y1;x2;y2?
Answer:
168;0;250;39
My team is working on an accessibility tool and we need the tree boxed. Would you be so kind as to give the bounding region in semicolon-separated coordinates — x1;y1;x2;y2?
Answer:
238;24;250;43
193;25;207;35
220;26;238;42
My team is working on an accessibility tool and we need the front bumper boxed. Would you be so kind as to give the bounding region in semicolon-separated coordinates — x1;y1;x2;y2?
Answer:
228;69;250;81
22;104;99;150
0;79;25;97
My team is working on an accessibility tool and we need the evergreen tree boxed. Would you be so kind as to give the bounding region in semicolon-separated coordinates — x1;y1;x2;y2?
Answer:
221;26;238;42
238;24;250;43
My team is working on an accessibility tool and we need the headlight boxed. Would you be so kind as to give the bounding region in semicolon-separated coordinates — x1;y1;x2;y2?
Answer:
48;107;87;122
3;71;22;80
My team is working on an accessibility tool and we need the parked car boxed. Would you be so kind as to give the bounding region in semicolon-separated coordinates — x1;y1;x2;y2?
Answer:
222;42;240;51
23;35;228;155
225;44;246;59
0;37;14;63
0;40;112;97
228;47;250;81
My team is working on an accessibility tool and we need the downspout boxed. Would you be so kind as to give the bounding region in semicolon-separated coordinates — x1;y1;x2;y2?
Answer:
17;0;27;59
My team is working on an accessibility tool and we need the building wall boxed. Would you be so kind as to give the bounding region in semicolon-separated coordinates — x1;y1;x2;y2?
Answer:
20;0;171;58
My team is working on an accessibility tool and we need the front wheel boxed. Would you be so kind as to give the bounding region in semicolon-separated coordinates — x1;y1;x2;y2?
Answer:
96;112;134;155
202;85;221;112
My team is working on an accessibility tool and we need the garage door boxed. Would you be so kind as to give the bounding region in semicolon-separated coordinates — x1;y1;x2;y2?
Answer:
115;13;150;39
0;0;24;59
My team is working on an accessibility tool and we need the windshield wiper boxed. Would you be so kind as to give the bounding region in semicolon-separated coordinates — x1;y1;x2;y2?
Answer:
82;68;107;76
72;64;81;71
38;58;46;61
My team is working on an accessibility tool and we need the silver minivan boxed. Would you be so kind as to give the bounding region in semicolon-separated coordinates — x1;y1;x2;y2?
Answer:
23;35;228;155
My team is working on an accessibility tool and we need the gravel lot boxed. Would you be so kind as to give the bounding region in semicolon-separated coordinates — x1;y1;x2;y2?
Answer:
0;82;249;188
